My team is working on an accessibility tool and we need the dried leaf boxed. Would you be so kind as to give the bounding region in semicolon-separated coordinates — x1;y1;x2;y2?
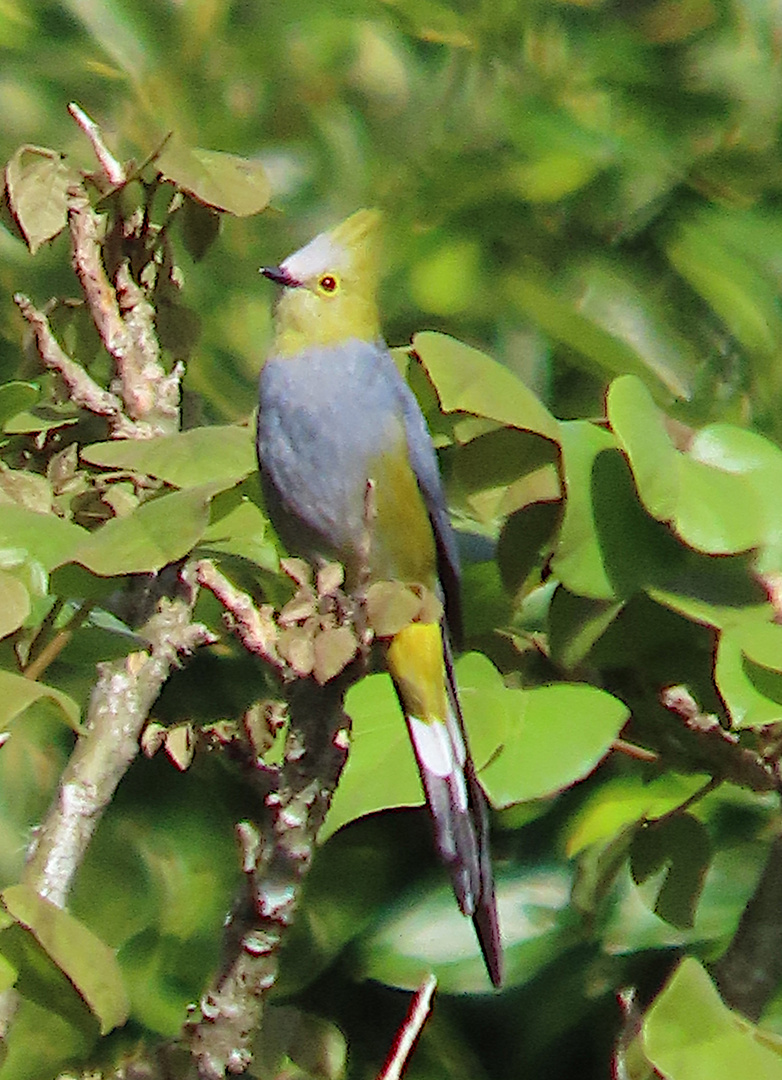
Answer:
281;557;313;588
141;721;166;758
317;561;345;596
365;581;424;637
164;723;194;770
278;624;316;676
279;588;318;625
5;145;79;254
313;626;359;684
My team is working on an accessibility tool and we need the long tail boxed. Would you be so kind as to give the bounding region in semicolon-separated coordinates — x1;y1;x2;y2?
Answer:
386;623;502;988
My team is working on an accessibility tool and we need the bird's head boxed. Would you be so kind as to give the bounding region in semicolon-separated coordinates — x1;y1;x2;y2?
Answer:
262;208;382;356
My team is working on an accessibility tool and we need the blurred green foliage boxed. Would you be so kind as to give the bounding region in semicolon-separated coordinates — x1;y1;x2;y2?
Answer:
3;1;782;1079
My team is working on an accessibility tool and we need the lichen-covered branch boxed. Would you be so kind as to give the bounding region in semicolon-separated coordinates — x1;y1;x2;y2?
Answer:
23;592;215;907
188;680;350;1079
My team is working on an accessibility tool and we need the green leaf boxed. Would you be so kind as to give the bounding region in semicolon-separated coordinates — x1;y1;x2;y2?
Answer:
602;841;767;956
0;995;92;1080
0;505;86;571
180;193;221;261
411;331;561;442
472;668;630;807
0;569;30;638
608;374;680;521
358;864;575;994
550;421;618;600
497;501;562;596
548;586;623;670
2;884;128;1034
507;273;687;398
630;814;710;930
81;424;256;489
609;375;768;555
73;483;221;575
200;498;278;570
324;653;627;821
156;140;271;216
565;773;710;857
664;218;782;357
5;145;78;253
716;621;782;729
643;958;782;1079
0;669;80;730
319;673;422;843
451;426;559;528
0;382;39;429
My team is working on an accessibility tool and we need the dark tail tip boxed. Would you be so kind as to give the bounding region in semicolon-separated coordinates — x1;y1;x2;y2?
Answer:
473;888;503;988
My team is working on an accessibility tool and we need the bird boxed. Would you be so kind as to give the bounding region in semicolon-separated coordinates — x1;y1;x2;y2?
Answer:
256;209;502;987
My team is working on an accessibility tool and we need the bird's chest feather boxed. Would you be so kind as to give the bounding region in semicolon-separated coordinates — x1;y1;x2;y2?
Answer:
257;342;436;583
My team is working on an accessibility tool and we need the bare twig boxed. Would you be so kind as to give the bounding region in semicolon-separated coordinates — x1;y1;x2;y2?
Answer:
661;685;780;793
194;559;282;669
13;293;137;437
68;102;126;187
378;975;438;1080
68;188;180;434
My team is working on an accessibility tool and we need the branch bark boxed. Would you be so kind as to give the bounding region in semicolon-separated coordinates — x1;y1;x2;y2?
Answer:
23;589;215;908
188;680;350;1078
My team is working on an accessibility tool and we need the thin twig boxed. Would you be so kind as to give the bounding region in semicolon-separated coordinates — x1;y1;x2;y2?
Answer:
378;975;438;1080
14;293;137;437
194;559;282;669
68;102;126;187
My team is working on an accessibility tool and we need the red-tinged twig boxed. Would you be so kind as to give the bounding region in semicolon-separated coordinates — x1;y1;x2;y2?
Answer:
194;559;283;669
377;975;438;1080
14;292;138;437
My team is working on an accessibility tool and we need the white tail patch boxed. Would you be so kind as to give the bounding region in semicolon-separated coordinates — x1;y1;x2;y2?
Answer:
408;715;468;811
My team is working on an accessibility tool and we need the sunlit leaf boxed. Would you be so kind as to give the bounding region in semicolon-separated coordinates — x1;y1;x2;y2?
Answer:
2;884;128;1034
157;140;271;216
73;483;221;575
412;332;561;442
0;570;30;638
5;145;78;253
0;669;80;730
81;425;256;489
643;958;782;1079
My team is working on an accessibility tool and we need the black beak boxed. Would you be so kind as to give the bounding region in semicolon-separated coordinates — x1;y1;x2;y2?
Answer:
261;265;301;287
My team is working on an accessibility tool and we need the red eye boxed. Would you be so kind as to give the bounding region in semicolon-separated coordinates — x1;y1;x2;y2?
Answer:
319;275;337;293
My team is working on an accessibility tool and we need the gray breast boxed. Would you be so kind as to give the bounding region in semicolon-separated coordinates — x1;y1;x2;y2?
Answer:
256;339;405;566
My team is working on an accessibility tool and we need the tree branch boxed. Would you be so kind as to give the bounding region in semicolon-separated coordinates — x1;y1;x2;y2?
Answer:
187;679;350;1079
13;293;138;437
23;589;215;907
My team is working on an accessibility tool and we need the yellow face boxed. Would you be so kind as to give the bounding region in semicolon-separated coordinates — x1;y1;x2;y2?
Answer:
265;209;383;356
